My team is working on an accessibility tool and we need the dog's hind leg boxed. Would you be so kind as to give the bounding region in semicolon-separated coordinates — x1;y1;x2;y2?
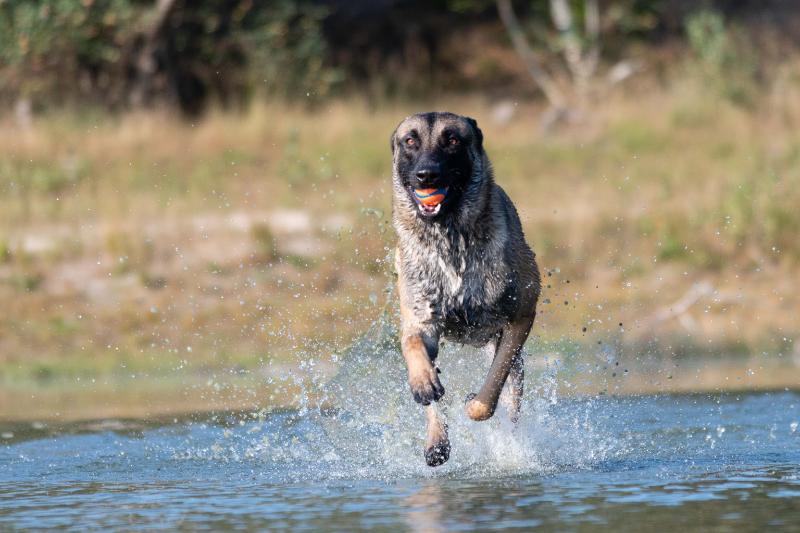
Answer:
488;339;524;424
466;315;533;421
506;353;524;424
424;403;450;467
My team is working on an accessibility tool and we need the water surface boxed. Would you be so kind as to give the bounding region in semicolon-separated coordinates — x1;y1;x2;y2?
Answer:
2;321;800;530
2;390;799;531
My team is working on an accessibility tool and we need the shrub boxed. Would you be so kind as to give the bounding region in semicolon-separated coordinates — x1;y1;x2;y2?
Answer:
685;8;757;106
0;0;138;107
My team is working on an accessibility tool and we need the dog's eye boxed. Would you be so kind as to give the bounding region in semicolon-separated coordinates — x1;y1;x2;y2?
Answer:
405;137;417;147
448;137;460;146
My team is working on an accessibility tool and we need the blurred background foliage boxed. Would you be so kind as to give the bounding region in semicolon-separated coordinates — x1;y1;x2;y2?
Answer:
0;0;338;113
1;0;787;114
2;0;800;407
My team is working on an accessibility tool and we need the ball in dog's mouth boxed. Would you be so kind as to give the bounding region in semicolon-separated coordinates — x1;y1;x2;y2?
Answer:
414;187;448;215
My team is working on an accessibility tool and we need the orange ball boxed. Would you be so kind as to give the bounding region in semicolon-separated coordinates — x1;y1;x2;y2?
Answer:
414;188;447;206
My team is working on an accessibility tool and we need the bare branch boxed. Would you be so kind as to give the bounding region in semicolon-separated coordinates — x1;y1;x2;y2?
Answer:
549;0;598;97
646;281;715;334
130;0;179;107
549;0;573;32
496;0;565;108
585;0;600;40
549;0;582;84
582;0;601;81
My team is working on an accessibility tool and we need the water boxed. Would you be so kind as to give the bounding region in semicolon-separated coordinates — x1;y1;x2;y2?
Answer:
2;320;800;530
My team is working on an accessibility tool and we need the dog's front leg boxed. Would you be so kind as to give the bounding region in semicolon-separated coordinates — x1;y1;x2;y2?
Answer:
397;258;444;405
401;332;444;405
424;403;449;466
466;315;533;421
401;330;449;466
397;255;448;465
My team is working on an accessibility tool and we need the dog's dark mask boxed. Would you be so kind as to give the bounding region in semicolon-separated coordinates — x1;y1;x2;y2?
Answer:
392;112;483;219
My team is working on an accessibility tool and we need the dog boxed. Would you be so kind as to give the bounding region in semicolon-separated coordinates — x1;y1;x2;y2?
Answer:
391;111;540;467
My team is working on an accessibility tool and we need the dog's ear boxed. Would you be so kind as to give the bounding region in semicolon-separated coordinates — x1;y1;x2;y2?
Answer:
390;128;397;155
466;116;483;151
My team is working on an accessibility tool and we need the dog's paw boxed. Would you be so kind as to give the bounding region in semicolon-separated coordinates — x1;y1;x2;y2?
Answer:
409;366;444;405
464;393;494;421
424;441;450;467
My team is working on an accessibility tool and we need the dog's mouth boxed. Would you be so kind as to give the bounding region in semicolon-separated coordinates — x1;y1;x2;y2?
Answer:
412;187;449;217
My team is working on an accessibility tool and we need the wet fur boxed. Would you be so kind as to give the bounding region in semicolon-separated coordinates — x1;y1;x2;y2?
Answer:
391;112;541;466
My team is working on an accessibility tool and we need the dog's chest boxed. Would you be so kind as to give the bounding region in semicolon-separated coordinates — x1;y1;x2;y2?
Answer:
404;230;512;340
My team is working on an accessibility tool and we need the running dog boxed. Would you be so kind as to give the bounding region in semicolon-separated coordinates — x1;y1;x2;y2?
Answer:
391;111;540;467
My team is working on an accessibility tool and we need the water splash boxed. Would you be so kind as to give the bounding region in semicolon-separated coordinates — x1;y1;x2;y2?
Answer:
175;311;621;481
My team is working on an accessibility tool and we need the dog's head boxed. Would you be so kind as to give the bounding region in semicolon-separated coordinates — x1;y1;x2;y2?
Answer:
391;112;487;221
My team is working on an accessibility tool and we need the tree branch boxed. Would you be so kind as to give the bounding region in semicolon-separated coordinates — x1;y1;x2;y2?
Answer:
549;0;598;97
582;0;601;83
130;0;179;107
496;0;565;108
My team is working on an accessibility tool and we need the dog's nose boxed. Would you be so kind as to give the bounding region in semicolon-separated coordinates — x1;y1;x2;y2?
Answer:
416;168;440;184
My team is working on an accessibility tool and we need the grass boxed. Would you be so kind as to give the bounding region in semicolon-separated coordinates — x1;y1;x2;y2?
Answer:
2;63;800;410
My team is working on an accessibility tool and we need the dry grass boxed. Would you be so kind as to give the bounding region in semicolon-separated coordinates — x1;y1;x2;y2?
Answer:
2;64;800;390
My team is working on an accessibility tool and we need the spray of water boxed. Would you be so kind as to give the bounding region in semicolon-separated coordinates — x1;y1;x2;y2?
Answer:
175;304;621;482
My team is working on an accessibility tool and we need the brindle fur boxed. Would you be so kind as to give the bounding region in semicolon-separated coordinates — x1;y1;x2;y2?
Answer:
391;112;540;467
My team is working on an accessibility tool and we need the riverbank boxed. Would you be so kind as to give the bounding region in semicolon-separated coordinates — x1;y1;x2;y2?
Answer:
3;354;798;423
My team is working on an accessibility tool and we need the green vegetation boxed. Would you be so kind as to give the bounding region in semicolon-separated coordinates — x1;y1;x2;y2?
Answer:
2;3;800;418
0;0;338;112
3;73;800;391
